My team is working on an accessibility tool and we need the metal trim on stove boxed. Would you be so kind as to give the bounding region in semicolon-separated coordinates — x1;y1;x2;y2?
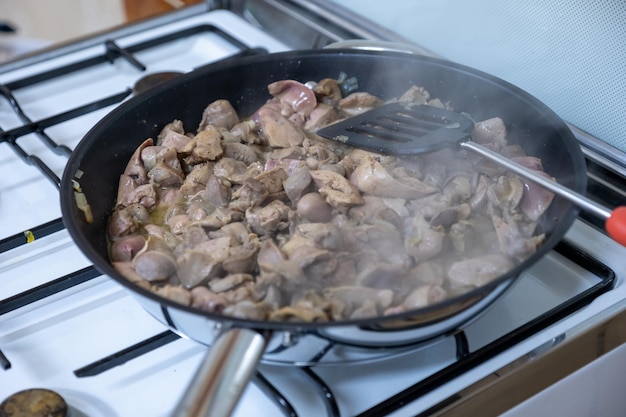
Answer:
571;123;626;180
222;0;433;52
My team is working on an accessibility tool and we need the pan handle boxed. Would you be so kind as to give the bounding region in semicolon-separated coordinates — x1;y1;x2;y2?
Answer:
174;327;269;417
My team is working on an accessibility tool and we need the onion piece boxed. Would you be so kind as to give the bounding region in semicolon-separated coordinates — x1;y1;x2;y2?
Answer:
74;191;93;223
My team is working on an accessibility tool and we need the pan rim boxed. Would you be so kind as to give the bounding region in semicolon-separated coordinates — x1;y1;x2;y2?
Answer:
60;48;585;332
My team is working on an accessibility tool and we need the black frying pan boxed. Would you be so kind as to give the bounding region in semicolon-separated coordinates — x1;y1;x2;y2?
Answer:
60;49;586;416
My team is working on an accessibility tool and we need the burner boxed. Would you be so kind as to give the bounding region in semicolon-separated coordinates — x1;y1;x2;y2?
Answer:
0;389;68;417
132;71;184;95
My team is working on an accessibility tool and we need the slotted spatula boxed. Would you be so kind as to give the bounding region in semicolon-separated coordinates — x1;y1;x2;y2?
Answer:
316;102;626;246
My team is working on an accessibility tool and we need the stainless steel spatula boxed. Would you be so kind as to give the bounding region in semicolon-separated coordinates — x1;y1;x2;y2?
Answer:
316;102;626;246
317;102;474;155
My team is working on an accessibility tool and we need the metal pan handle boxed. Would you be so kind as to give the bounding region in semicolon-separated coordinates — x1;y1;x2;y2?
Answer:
174;328;269;417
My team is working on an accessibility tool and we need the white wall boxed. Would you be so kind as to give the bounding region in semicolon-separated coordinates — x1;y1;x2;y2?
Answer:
333;0;626;156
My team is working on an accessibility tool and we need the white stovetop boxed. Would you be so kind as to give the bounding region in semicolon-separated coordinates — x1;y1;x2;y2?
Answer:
1;8;626;417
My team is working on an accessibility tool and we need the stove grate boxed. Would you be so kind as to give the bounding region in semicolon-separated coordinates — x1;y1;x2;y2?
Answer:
0;218;65;253
0;266;100;316
300;367;340;417
0;350;9;371
0;24;266;188
254;371;299;417
0;88;132;186
74;330;180;377
3;24;252;91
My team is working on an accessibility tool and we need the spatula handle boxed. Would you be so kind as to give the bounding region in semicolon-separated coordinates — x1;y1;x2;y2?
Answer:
606;207;626;246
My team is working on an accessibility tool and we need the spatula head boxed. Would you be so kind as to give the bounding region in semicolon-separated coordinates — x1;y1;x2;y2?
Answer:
317;102;475;155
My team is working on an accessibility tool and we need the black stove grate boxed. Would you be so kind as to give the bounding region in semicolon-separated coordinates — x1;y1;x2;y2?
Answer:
0;24;265;187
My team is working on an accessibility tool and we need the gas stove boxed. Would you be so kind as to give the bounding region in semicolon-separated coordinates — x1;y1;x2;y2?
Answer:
1;3;626;417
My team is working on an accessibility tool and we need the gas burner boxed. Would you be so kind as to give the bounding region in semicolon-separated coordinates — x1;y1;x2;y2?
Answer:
133;71;184;95
0;389;68;417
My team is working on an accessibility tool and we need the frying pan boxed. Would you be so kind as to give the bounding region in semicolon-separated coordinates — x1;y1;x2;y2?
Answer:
59;49;586;416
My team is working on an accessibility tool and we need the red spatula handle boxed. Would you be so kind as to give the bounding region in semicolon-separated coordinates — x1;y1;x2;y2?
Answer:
606;207;626;247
